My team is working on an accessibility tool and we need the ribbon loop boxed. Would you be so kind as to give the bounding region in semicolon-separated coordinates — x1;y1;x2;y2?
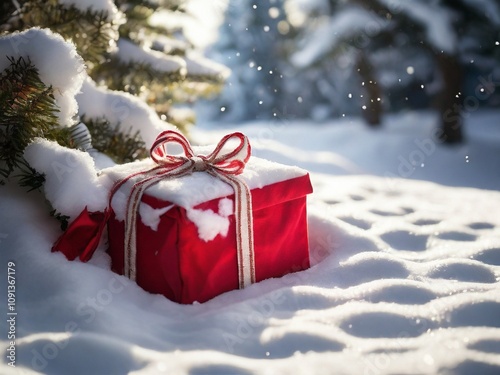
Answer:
205;132;251;175
150;130;195;165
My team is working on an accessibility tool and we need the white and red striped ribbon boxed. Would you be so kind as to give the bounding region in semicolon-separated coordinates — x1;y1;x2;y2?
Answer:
108;130;255;288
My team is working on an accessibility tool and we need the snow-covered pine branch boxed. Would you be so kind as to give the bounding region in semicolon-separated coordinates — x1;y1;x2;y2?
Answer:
291;6;382;68
77;77;176;150
0;28;85;127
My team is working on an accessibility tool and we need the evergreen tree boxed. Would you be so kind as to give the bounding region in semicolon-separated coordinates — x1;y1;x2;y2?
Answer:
92;0;228;129
205;0;290;122
289;0;500;143
2;0;122;70
0;56;71;185
289;1;385;125
0;0;228;189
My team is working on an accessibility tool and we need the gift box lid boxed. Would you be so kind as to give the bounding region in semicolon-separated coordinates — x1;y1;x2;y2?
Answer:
101;151;312;222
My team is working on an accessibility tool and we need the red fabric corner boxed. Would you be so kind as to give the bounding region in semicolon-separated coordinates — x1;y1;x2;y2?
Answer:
52;207;109;261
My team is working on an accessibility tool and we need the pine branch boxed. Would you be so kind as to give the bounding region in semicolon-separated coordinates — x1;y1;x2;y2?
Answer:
82;115;148;164
91;58;224;130
19;0;120;71
0;1;21;33
0;56;73;184
16;158;45;191
92;53;184;89
49;208;70;231
91;56;184;107
115;0;184;13
115;0;185;40
117;2;155;40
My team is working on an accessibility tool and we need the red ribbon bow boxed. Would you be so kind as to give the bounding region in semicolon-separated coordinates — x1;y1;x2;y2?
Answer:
53;130;256;289
151;130;250;174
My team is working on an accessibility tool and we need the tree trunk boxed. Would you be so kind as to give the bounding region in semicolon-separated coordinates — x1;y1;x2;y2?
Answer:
356;50;382;127
435;52;464;144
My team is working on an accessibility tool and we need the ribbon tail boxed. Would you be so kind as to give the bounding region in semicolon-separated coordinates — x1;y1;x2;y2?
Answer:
214;171;255;289
52;207;110;262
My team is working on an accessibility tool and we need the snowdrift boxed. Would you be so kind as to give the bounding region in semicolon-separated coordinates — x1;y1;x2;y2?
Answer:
1;110;500;374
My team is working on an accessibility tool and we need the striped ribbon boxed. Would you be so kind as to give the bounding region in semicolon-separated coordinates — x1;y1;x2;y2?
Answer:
108;130;255;289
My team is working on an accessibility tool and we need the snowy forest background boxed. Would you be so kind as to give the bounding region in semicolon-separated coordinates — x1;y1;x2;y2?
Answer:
1;0;499;172
201;0;500;145
1;1;500;374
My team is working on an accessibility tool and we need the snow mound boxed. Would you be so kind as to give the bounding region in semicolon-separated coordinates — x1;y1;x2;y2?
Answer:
23;138;108;220
1;172;500;374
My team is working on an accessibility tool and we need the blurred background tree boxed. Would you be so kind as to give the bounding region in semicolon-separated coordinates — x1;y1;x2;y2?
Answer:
202;0;500;144
202;0;290;122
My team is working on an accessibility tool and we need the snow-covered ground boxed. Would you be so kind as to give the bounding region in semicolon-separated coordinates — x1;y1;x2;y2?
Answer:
1;110;500;374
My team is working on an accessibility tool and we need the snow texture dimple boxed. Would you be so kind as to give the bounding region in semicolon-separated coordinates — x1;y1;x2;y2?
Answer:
2;110;500;374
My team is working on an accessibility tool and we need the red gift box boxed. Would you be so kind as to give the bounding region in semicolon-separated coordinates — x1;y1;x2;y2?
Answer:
53;131;313;304
108;172;312;304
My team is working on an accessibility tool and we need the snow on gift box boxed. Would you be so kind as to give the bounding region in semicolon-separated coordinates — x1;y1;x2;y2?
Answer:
25;131;313;304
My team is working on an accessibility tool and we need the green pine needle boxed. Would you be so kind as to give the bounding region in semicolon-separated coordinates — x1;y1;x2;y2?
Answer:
19;0;120;71
82;116;148;164
0;56;72;186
